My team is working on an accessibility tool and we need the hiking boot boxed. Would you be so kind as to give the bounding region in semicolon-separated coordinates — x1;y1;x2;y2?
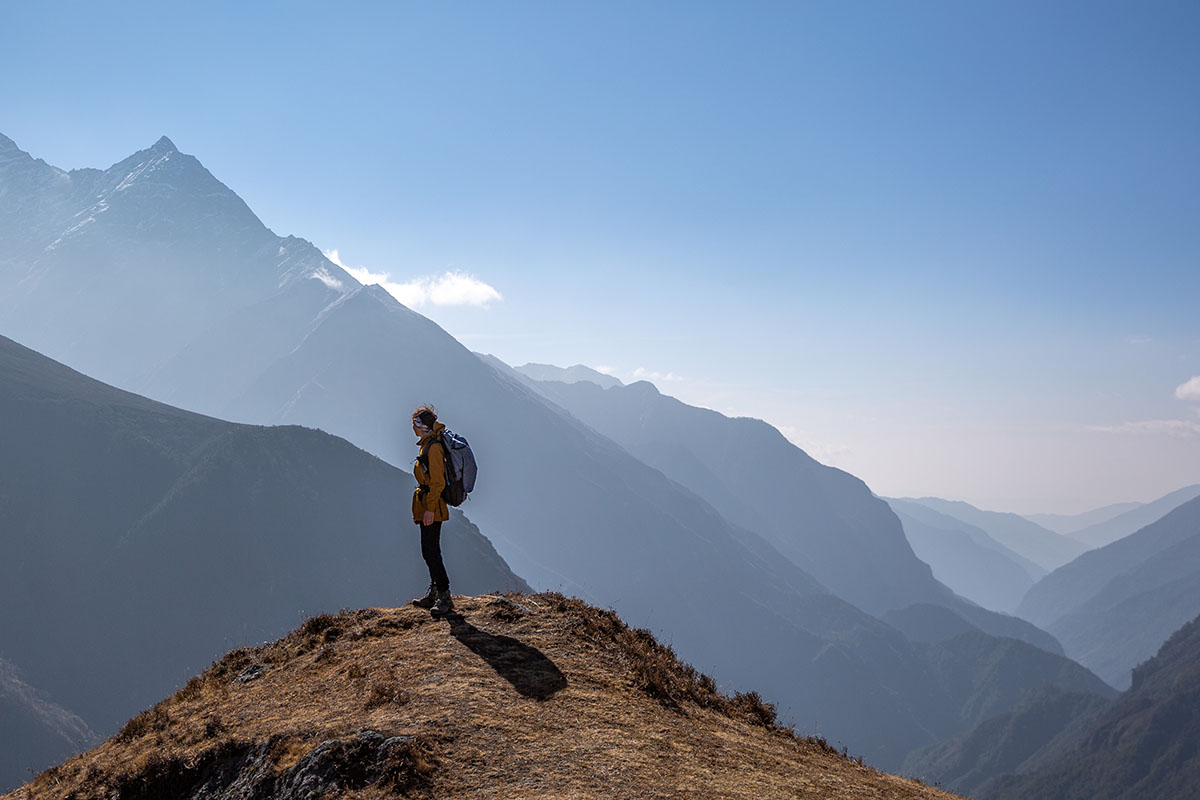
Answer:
411;583;437;609
430;589;454;617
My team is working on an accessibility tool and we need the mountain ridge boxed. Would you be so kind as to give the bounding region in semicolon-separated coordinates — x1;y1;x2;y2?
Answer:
0;133;1119;773
3;595;962;800
0;332;528;789
900;497;1089;573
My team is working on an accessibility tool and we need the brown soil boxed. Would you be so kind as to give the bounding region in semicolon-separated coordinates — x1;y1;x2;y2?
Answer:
5;594;961;799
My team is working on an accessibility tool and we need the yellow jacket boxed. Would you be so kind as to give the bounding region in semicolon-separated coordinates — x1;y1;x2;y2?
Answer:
412;421;450;524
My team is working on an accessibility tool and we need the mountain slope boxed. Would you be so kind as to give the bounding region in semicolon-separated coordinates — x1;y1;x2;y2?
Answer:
900;686;1112;798
0;134;1107;771
0;134;354;390
1066;484;1200;548
505;370;1058;650
0;658;98;792
507;375;938;616
1025;502;1143;536
888;498;1042;613
1025;496;1200;687
902;497;1089;572
1017;496;1200;687
0;332;526;790
4;596;962;800
985;613;1200;800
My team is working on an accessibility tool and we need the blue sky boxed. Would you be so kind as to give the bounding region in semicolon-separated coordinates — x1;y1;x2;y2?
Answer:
4;1;1198;512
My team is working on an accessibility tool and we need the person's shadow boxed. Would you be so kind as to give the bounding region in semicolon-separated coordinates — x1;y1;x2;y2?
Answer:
445;613;567;700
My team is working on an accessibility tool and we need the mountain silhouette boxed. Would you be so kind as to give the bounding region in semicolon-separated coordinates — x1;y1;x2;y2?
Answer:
1018;495;1200;688
984;612;1200;799
1064;484;1200;548
901;686;1112;797
0;133;1117;772
1025;501;1143;536
0;333;526;790
900;497;1089;573
0;135;355;390
888;498;1043;613
506;366;1059;650
514;361;623;388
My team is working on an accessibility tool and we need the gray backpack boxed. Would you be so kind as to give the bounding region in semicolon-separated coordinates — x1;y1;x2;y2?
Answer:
437;429;477;506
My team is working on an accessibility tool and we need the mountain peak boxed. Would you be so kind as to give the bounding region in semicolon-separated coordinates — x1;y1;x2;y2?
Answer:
0;132;35;168
13;594;955;799
150;135;178;153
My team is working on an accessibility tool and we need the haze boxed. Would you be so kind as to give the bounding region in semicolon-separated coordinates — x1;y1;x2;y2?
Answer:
4;0;1198;513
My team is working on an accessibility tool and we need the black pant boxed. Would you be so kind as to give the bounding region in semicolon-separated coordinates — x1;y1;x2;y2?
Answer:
420;521;450;592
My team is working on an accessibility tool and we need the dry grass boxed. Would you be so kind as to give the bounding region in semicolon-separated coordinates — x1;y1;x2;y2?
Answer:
5;593;963;800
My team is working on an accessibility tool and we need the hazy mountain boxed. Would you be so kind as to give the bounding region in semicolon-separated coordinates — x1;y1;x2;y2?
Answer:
0;134;1107;770
887;498;1043;613
901;686;1112;798
984;613;1200;800
0;658;99;793
0;133;355;393
0;332;526;790
514;362;623;389
7;597;960;800
901;497;1090;573
1018;496;1200;689
1066;484;1200;548
500;369;1058;651
1026;502;1143;536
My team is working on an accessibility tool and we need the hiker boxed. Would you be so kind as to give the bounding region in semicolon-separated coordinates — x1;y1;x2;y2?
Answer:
410;406;453;616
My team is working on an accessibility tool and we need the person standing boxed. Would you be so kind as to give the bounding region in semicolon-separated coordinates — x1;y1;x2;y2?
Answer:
410;406;453;616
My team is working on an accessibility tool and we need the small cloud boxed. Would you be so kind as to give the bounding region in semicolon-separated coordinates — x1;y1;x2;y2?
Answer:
1089;419;1200;438
323;249;502;308
1127;334;1154;345
593;365;616;375
633;367;683;383
425;271;503;306
1176;376;1200;401
310;266;344;290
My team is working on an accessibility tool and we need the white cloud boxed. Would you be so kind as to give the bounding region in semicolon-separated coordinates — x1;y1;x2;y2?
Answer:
310;266;344;290
593;365;616;375
633;367;683;383
1176;376;1200;401
1089;419;1200;438
323;249;502;308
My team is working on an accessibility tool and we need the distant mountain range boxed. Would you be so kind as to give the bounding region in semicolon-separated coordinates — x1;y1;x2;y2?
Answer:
1060;485;1200;548
1025;502;1143;536
0;334;526;790
898;497;1090;573
500;367;1054;649
1018;495;1200;688
887;498;1044;613
0;132;1121;774
904;610;1200;799
514;362;623;389
992;613;1200;799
